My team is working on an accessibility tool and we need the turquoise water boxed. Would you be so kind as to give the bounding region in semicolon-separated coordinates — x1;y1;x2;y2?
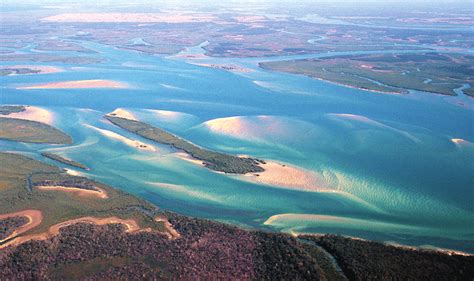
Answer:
1;41;473;253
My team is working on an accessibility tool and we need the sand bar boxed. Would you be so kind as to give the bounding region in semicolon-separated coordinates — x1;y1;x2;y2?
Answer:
173;151;205;166
35;185;109;199
84;123;156;152
0;106;54;125
237;161;327;192
18;79;128;90
107;108;137;121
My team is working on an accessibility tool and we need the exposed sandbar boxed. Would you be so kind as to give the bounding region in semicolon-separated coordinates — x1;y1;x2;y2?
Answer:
35;185;109;199
0;106;54;125
84;123;156;151
18;79;128;90
237;161;328;192
107;108;138;121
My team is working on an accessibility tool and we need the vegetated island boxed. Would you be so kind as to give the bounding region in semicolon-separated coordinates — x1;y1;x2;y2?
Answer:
0;67;40;76
0;105;26;115
1;151;473;279
0;109;72;144
0;65;63;76
260;53;474;97
0;105;71;144
41;152;89;170
105;114;265;174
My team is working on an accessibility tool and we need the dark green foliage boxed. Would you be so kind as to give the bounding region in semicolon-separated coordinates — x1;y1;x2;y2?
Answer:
307;234;474;281
260;53;474;96
31;173;99;191
0;216;28;240
0;68;40;76
0;105;26;115
41;152;89;170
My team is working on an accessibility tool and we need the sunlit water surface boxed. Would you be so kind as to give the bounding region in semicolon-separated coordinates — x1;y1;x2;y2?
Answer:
1;41;473;253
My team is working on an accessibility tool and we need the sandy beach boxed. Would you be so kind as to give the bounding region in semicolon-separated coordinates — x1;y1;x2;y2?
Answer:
35;185;109;199
107;108;137;121
173;151;205;166
18;79;128;90
84;123;156;151
0;106;54;125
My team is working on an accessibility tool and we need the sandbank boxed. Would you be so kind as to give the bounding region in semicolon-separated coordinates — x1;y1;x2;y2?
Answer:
84;123;156;152
107;108;137;121
35;185;109;199
0;106;54;125
237;161;327;192
18;79;128;90
173;151;205;166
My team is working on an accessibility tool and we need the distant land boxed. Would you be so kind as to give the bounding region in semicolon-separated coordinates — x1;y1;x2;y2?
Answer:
260;53;474;97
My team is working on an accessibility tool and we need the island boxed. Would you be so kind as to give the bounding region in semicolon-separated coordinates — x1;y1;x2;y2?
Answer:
105;114;265;174
41;152;89;170
260;53;474;97
0;105;26;115
0;105;71;144
0;65;63;76
0;118;72;144
0;67;40;76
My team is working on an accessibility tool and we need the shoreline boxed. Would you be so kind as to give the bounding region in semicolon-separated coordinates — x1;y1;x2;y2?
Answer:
298;233;474;257
0;210;43;245
1;216;157;249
